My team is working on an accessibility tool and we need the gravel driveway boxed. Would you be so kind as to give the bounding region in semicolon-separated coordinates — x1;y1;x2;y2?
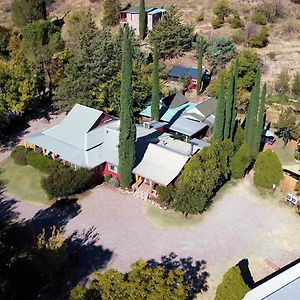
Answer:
4;179;300;299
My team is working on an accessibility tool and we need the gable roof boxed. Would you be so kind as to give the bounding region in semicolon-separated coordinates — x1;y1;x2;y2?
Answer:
44;104;103;150
168;66;198;79
121;6;165;14
168;117;208;137
195;97;217;118
162;92;187;109
133;143;190;186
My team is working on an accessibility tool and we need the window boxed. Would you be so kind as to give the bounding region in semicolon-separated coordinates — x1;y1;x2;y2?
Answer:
108;163;117;173
131;14;135;21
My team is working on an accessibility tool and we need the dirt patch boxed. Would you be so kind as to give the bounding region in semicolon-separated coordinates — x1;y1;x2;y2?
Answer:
280;174;298;192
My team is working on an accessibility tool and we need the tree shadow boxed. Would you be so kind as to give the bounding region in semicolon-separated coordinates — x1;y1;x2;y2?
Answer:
147;252;209;298
237;258;255;289
65;227;113;287
26;198;81;237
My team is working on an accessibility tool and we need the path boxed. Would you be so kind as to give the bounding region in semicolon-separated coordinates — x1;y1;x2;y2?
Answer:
4;179;300;299
0;112;65;164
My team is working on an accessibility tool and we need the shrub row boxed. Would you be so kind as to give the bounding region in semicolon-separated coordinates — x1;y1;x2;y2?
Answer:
41;168;93;199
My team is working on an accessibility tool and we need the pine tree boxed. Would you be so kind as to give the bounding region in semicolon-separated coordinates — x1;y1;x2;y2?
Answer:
253;83;266;158
118;26;136;189
224;73;234;139
245;67;261;152
196;36;204;95
151;44;160;120
230;58;239;139
212;74;226;141
139;0;146;39
102;0;121;26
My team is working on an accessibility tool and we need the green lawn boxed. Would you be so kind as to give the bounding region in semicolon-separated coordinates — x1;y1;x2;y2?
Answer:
0;157;49;204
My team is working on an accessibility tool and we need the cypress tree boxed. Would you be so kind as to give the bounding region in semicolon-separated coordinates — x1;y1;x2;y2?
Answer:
224;73;234;139
102;0;121;26
118;26;136;188
230;59;239;139
253;83;266;158
245;67;261;152
139;0;146;39
196;36;204;95
212;74;226;141
151;44;160;120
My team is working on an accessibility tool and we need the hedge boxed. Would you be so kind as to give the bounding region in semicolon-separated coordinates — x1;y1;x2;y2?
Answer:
230;142;252;179
41;168;93;199
26;152;64;174
11;146;30;166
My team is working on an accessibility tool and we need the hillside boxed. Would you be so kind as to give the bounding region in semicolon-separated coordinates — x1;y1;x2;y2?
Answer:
1;0;300;87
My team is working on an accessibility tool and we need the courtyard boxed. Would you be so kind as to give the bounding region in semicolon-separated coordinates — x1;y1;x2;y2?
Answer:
2;177;300;299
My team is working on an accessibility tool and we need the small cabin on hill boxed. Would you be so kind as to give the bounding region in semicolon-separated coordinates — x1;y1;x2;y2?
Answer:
119;6;166;35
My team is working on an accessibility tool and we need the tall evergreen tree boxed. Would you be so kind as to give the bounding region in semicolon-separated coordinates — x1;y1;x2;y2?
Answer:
224;73;234;139
151;44;160;120
253;83;266;157
230;59;239;139
118;26;136;189
245;67;261;153
102;0;121;26
196;36;204;95
139;0;146;39
212;75;226;141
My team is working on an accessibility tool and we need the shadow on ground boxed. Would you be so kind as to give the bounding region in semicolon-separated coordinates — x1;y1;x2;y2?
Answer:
147;252;209;298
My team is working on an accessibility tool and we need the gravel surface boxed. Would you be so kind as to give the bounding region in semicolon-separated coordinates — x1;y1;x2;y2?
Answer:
3;179;300;299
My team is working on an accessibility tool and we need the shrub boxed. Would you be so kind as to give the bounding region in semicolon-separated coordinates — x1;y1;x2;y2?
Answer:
156;185;176;205
252;12;267;25
205;37;237;66
103;174;112;183
274;69;290;94
254;150;283;189
248;26;269;48
11;146;29;165
26;152;64;173
41;168;93;199
109;177;120;188
231;143;252;179
213;0;231;21
230;13;244;29
215;266;250;300
212;17;223;29
292;72;300;99
231;29;245;45
196;13;204;22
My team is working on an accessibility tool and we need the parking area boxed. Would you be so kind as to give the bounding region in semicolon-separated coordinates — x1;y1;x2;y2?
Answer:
4;179;300;299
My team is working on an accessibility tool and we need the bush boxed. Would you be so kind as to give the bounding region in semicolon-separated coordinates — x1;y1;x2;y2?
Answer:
248;26;269;48
205;37;237;66
103;174;112;183
252;12;267;25
274;69;290;94
215;266;250;300
212;17;223;29
231;29;245;45
196;13;204;22
292;72;300;99
230;13;244;29
254;150;283;189
109;177;120;188
11;146;29;165
26;152;64;174
41;168;93;199
156;185;176;205
231;143;252;179
213;0;231;21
